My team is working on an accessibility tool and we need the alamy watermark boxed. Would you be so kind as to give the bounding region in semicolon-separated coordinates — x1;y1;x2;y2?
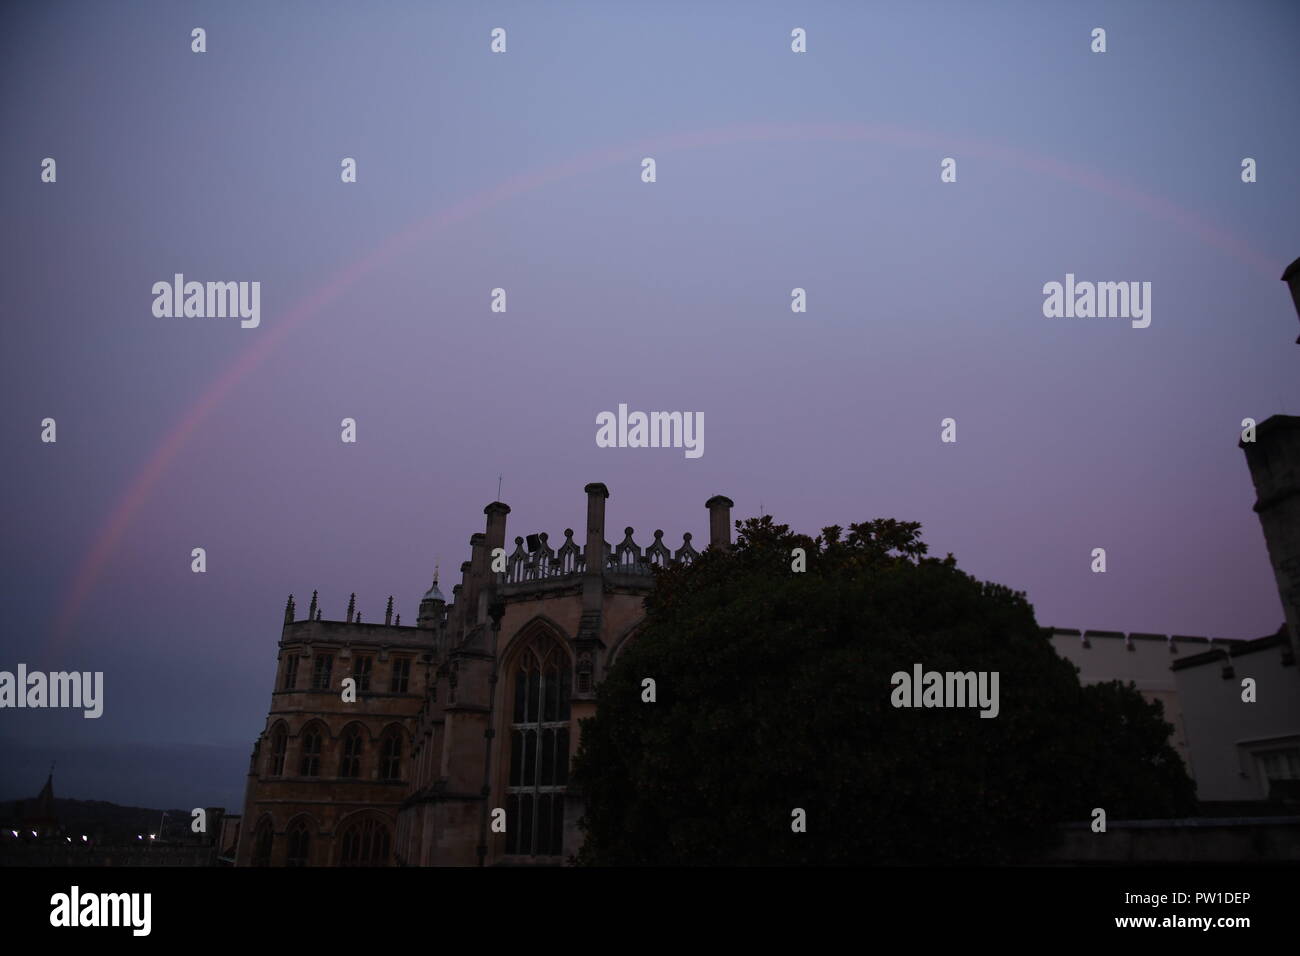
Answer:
50;886;150;936
890;663;999;718
1042;273;1151;328
595;404;703;459
152;274;260;328
0;665;103;718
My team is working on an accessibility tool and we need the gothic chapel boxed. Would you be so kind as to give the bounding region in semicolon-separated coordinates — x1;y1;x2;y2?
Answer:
235;483;735;865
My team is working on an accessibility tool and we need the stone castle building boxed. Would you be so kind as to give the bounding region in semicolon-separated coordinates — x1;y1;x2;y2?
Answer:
234;484;733;866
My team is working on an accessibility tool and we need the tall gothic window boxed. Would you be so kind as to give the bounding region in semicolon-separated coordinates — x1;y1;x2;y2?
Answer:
352;655;373;692
506;635;571;856
311;655;333;690
282;655;299;690
338;817;391;866
379;729;402;781
286;819;311;867
269;725;287;776
340;728;363;778
390;657;411;693
252;818;274;867
300;727;322;777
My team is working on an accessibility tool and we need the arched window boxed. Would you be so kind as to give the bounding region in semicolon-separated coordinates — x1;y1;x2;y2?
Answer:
506;634;571;856
340;728;364;779
268;725;287;776
286;819;311;867
379;729;403;781
252;817;274;867
299;726;323;777
337;816;391;866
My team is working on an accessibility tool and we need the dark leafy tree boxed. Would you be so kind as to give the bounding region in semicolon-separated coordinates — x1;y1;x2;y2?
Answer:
571;515;1195;865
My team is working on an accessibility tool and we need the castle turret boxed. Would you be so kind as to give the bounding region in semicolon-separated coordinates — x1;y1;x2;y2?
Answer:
417;571;445;629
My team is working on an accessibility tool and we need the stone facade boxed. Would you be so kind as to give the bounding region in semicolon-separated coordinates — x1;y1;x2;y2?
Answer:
1172;628;1300;801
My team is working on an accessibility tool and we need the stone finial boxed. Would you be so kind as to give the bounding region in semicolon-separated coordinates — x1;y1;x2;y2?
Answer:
395;614;401;626
316;608;322;621
615;527;641;567
284;594;295;625
346;592;356;624
673;531;700;565
646;529;672;566
308;590;318;619
385;595;394;626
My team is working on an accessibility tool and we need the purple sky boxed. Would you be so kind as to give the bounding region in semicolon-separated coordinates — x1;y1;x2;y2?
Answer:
2;0;1299;811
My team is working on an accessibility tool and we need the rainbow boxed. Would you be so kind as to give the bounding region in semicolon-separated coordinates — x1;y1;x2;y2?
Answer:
50;122;1278;645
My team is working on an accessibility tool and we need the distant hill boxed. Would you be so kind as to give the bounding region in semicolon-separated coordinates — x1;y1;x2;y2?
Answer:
2;796;199;844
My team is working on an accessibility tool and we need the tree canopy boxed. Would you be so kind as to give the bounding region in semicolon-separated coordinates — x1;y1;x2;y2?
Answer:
571;515;1195;865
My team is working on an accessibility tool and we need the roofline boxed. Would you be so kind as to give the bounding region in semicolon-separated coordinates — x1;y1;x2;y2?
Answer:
1171;630;1289;670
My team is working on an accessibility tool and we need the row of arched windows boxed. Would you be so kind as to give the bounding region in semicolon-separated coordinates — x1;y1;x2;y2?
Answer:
256;626;598;862
265;722;405;781
250;814;392;867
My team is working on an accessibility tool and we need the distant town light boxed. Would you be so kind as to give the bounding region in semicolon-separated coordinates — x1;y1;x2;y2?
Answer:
30;830;36;837
81;835;88;842
149;834;156;840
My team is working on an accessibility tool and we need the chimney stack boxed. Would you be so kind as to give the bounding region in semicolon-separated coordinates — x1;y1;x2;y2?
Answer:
583;483;609;574
484;502;510;558
706;495;735;550
466;535;486;622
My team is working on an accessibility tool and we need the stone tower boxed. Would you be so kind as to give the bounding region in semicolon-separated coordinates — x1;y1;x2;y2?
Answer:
1242;416;1300;665
1239;257;1300;665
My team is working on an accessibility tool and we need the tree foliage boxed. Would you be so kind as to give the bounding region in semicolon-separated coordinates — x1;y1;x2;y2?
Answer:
571;515;1195;864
